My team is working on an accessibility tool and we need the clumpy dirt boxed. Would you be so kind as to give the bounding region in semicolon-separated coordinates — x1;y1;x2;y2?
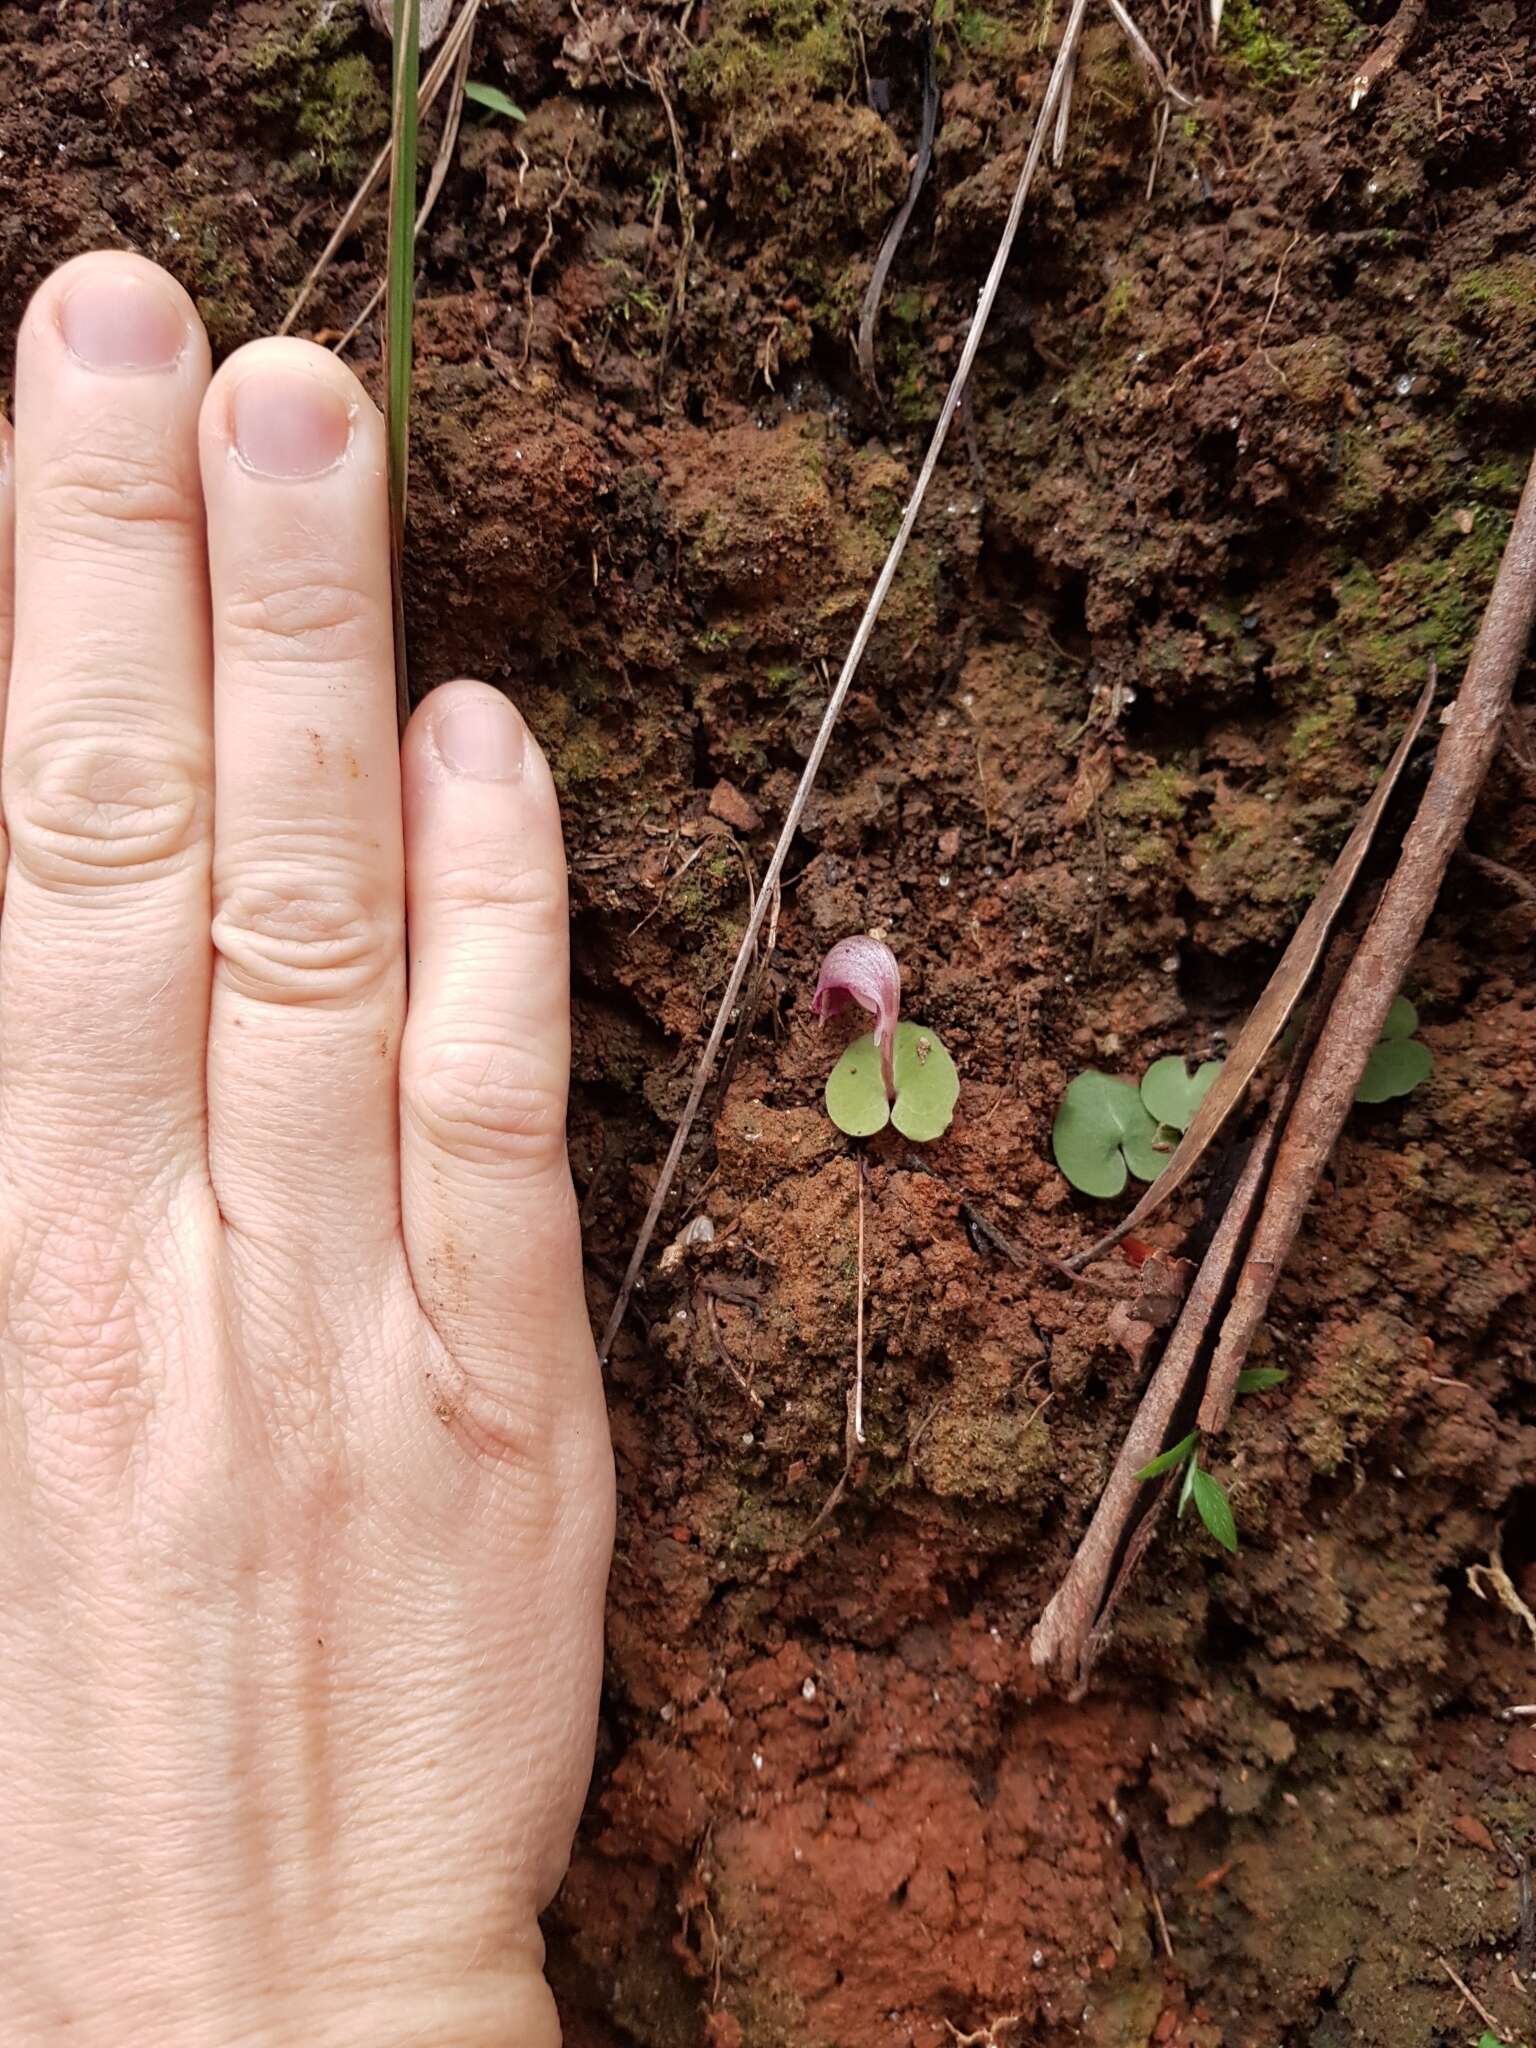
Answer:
4;0;1534;2039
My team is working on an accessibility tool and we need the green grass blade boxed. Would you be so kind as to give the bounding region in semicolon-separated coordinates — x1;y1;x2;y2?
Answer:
385;0;422;732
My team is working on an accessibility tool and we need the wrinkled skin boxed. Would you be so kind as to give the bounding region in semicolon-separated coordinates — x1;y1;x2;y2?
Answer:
0;251;613;2047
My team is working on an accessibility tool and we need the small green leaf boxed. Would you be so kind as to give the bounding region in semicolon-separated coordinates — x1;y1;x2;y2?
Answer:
1381;994;1419;1039
825;1033;890;1137
890;1021;960;1143
1190;1464;1238;1553
1355;1036;1433;1104
1236;1366;1288;1393
464;80;527;120
1136;1430;1198;1482
1052;1073;1165;1198
1177;1451;1199;1518
825;1022;959;1142
1476;2032;1504;2048
1140;1055;1224;1133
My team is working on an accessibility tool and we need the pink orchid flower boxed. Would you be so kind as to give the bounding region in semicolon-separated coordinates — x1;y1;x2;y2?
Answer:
812;936;902;1099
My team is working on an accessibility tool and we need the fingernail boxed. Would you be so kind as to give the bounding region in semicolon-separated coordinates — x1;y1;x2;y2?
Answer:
59;274;188;373
433;694;526;782
231;371;353;480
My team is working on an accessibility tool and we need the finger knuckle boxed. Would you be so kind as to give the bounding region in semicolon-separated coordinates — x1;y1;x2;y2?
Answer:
437;853;568;943
223;562;376;669
6;734;205;889
33;426;200;553
214;870;399;1006
409;1037;567;1172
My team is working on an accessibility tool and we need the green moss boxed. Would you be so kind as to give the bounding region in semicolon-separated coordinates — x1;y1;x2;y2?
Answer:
1296;1315;1408;1474
1287;692;1357;776
1330;502;1514;705
1471;457;1528;500
1222;0;1323;93
953;5;1015;53
1453;256;1536;322
687;0;852;109
246;15;388;184
1100;276;1142;336
1114;763;1194;826
163;203;254;352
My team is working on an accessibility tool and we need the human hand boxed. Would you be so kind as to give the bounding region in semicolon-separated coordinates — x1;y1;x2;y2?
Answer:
0;252;613;2047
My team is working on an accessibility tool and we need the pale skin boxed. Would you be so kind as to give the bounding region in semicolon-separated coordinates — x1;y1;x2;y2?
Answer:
0;251;614;2045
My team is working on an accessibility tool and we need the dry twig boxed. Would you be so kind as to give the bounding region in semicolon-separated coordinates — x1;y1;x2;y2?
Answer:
1438;1955;1510;2039
649;64;696;399
333;20;477;355
1203;454;1536;1404
857;28;940;390
281;0;480;336
520;138;580;372
1036;450;1536;1688
1066;675;1434;1272
1105;0;1193;109
1349;0;1427;111
598;0;1094;1362
1033;921;1360;1685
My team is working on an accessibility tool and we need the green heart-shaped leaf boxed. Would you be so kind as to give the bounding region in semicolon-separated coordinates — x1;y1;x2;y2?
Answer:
1052;1073;1165;1198
1380;994;1418;1039
1140;1055;1224;1133
1355;1035;1433;1104
825;1034;890;1137
825;1022;960;1142
890;1021;960;1142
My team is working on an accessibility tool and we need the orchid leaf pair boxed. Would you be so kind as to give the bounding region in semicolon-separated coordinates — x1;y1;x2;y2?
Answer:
1052;1056;1219;1200
814;937;959;1142
1056;998;1434;1200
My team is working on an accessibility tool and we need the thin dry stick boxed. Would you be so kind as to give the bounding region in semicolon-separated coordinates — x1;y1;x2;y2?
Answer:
597;0;1093;1362
1051;43;1077;166
650;64;696;399
280;0;480;337
1203;452;1536;1399
1349;0;1427;110
333;22;477;355
1438;1956;1509;2039
1033;921;1363;1686
857;27;940;389
853;1160;867;1445
1065;674;1434;1272
519;140;579;373
1105;0;1193;107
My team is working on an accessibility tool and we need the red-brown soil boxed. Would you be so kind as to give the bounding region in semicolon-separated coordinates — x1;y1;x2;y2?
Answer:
3;0;1534;2040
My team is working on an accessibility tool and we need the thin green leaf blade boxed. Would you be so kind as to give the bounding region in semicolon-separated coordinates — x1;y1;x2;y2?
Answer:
1136;1430;1198;1482
1190;1464;1238;1552
385;0;422;729
1381;994;1418;1039
1177;1450;1199;1518
464;79;526;119
1235;1366;1288;1393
